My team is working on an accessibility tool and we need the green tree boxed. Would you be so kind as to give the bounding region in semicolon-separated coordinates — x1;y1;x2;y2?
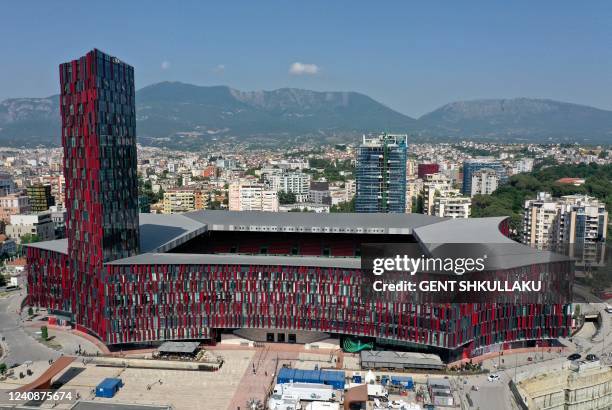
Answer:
278;191;297;205
28;307;33;317
20;234;40;244
40;326;48;341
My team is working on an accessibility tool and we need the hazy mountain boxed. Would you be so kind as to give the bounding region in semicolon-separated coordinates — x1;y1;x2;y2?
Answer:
136;82;416;138
418;98;612;142
1;83;611;147
0;96;60;145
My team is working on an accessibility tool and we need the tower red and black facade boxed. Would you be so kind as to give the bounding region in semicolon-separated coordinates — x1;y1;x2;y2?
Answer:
59;49;139;338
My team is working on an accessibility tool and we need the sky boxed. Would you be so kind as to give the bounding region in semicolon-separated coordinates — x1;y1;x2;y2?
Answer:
1;1;611;117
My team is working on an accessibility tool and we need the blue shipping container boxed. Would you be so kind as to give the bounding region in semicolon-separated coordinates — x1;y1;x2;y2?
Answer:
96;378;123;398
302;370;321;384
277;368;296;384
321;370;345;389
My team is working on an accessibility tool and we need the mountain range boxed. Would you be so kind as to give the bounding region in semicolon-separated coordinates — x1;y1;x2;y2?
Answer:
1;81;611;147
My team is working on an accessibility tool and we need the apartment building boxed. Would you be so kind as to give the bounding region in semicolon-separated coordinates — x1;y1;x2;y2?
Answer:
163;189;197;214
406;178;424;213
523;192;559;247
462;158;506;195
308;181;331;205
433;190;471;219
523;193;608;247
228;183;279;212
0;193;31;224
470;168;499;196
6;212;55;243
422;173;452;215
267;172;311;202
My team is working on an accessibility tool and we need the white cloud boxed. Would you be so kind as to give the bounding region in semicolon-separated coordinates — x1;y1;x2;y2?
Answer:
213;64;225;74
289;62;320;75
161;60;171;70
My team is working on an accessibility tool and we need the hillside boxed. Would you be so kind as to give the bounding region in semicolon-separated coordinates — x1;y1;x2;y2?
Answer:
1;84;612;147
418;98;612;142
136;82;417;139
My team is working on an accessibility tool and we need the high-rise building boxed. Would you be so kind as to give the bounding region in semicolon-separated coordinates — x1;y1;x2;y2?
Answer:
556;195;608;245
470;168;500;197
27;184;55;212
462;158;506;195
422;173;452;215
60;49;139;336
523;192;608;264
356;133;407;213
523;192;559;247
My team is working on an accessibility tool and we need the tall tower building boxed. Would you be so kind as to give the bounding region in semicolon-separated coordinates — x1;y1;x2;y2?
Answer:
356;133;407;213
60;49;139;336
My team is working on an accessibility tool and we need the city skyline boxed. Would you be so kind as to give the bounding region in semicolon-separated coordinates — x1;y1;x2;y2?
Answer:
1;1;611;117
0;5;610;408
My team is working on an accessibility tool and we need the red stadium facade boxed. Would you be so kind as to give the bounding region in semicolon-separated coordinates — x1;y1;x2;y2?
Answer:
26;50;572;362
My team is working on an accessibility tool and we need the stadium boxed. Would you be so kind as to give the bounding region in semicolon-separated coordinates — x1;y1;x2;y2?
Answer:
25;49;572;363
27;210;572;362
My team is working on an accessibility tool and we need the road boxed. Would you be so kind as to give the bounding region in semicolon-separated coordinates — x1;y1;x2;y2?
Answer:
0;292;59;366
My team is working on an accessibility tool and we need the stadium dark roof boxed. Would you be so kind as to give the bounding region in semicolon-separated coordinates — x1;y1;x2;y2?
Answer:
183;210;443;234
27;211;567;270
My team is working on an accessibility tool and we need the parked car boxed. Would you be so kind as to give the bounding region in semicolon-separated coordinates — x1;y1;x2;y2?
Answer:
586;354;598;361
487;374;500;382
567;353;581;361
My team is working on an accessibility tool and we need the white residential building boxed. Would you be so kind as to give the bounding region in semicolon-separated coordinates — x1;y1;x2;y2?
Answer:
229;183;279;212
433;190;471;219
267;172;311;202
523;193;608;247
523;192;559;247
6;212;55;243
422;173;452;215
470;168;499;196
